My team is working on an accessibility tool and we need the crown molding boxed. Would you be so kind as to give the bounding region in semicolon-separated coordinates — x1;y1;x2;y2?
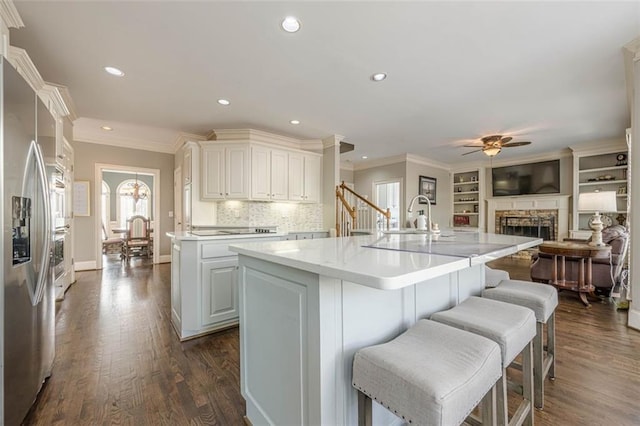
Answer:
485;148;572;168
40;83;70;119
208;128;325;151
173;132;207;153
322;134;345;149
8;47;76;120
353;153;450;172
75;131;176;154
353;154;408;171
405;153;451;171
300;139;324;152
7;46;44;92
0;1;24;29
569;138;627;156
45;81;77;121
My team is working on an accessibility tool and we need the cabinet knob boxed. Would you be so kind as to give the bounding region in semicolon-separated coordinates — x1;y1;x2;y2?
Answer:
226;193;229;195
220;193;223;195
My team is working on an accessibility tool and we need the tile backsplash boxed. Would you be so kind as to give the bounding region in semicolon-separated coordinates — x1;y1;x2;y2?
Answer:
216;201;324;232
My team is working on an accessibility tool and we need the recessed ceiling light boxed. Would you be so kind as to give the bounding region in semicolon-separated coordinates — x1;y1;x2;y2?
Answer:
104;66;125;77
371;73;387;82
101;126;113;131
281;16;301;33
290;120;300;125
362;155;368;159
217;99;230;106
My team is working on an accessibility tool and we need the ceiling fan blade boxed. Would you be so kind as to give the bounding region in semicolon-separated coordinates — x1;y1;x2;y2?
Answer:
502;141;532;147
500;136;513;144
462;149;483;156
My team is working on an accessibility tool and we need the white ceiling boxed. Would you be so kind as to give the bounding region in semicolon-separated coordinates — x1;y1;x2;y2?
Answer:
9;1;640;165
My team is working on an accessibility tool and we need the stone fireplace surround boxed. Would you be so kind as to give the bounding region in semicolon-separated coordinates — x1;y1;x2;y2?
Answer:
487;195;571;241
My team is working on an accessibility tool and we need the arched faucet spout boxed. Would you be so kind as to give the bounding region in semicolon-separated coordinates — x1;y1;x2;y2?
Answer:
407;194;432;232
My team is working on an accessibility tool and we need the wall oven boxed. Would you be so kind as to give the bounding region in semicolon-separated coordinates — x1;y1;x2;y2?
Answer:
51;167;65;230
53;230;65;282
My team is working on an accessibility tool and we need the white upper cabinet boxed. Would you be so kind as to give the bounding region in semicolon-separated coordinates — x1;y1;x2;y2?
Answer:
197;136;320;203
201;143;250;200
251;145;288;201
289;152;321;203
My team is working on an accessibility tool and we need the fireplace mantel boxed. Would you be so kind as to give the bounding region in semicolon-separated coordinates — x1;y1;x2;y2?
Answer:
487;194;571;241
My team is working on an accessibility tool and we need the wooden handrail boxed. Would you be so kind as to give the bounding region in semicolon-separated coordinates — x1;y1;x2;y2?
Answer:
335;187;356;219
339;182;391;220
335;182;391;236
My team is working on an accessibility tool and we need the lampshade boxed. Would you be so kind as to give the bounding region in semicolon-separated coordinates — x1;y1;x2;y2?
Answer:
483;147;501;157
578;191;617;213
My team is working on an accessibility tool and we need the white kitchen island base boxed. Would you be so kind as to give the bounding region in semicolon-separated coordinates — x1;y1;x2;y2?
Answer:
240;258;485;425
233;232;540;425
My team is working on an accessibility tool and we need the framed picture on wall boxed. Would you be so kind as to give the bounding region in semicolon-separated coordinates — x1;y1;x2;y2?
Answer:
73;181;90;216
419;175;437;205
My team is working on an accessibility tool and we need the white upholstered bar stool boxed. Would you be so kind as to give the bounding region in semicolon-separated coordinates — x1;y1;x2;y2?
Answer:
431;297;536;426
482;279;558;410
352;320;502;426
485;266;510;288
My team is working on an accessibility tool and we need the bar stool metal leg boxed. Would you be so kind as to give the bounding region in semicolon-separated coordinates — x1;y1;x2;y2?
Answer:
548;312;556;381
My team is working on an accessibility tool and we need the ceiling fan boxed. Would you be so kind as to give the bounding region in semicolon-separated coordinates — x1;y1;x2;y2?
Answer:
462;135;532;157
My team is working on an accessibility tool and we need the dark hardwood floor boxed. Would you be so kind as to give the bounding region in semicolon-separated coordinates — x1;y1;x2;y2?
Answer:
24;257;640;425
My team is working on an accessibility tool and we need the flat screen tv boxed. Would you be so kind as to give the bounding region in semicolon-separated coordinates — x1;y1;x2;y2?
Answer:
492;160;560;196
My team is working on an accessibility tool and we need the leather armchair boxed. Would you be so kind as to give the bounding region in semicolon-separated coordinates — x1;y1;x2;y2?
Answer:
530;225;629;291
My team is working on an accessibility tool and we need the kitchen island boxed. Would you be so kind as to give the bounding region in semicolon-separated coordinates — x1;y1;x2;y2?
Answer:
167;230;283;340
229;231;541;426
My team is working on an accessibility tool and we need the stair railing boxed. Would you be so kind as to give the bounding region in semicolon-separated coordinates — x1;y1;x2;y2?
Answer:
335;182;391;237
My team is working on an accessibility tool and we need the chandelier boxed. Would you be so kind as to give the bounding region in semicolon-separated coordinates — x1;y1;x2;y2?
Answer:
124;174;149;205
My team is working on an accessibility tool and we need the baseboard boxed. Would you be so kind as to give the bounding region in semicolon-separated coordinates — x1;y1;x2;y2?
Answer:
628;304;640;331
158;254;171;264
74;260;97;271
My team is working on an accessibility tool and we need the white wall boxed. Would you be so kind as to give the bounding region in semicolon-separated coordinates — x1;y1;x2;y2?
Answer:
405;161;451;228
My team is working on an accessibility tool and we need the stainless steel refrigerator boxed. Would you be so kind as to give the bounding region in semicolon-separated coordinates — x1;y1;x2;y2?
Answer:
2;57;56;424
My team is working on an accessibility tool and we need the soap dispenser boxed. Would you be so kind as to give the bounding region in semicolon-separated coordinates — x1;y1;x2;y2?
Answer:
416;210;428;230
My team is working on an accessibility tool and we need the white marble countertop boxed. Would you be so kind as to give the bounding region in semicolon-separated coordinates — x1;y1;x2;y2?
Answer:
229;231;541;290
167;231;287;241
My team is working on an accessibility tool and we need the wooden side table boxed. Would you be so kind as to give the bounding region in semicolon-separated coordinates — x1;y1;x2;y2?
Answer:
538;241;612;307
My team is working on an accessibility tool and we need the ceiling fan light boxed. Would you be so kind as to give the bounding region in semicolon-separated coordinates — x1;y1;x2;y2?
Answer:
483;147;501;157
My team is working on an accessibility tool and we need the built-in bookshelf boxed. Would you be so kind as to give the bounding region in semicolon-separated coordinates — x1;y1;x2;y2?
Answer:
451;168;484;231
572;144;629;232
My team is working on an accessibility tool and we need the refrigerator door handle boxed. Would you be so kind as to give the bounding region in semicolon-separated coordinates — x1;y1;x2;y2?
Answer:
31;140;52;305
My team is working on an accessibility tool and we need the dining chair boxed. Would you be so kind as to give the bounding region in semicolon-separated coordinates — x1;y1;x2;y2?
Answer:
102;223;124;255
122;215;152;260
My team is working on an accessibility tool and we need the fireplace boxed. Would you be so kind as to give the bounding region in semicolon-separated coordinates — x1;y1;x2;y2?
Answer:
499;215;555;240
495;209;558;241
486;195;570;241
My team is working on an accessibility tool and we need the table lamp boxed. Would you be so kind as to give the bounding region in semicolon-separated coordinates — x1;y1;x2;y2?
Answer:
578;191;617;247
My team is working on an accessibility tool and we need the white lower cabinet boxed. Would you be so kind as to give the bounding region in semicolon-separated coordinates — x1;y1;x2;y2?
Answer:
170;235;280;341
201;257;238;327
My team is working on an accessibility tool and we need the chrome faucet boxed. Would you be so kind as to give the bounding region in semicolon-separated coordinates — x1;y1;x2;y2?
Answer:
407;194;432;232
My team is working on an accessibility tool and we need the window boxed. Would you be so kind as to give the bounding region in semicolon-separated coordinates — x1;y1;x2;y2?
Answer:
116;179;151;227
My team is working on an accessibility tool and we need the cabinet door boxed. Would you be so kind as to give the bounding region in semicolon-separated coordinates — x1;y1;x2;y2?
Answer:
303;154;321;203
270;149;289;200
171;243;182;325
201;146;225;199
201;257;239;327
183;147;193;184
251;146;271;200
288;153;305;201
183;184;192;231
226;145;250;199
